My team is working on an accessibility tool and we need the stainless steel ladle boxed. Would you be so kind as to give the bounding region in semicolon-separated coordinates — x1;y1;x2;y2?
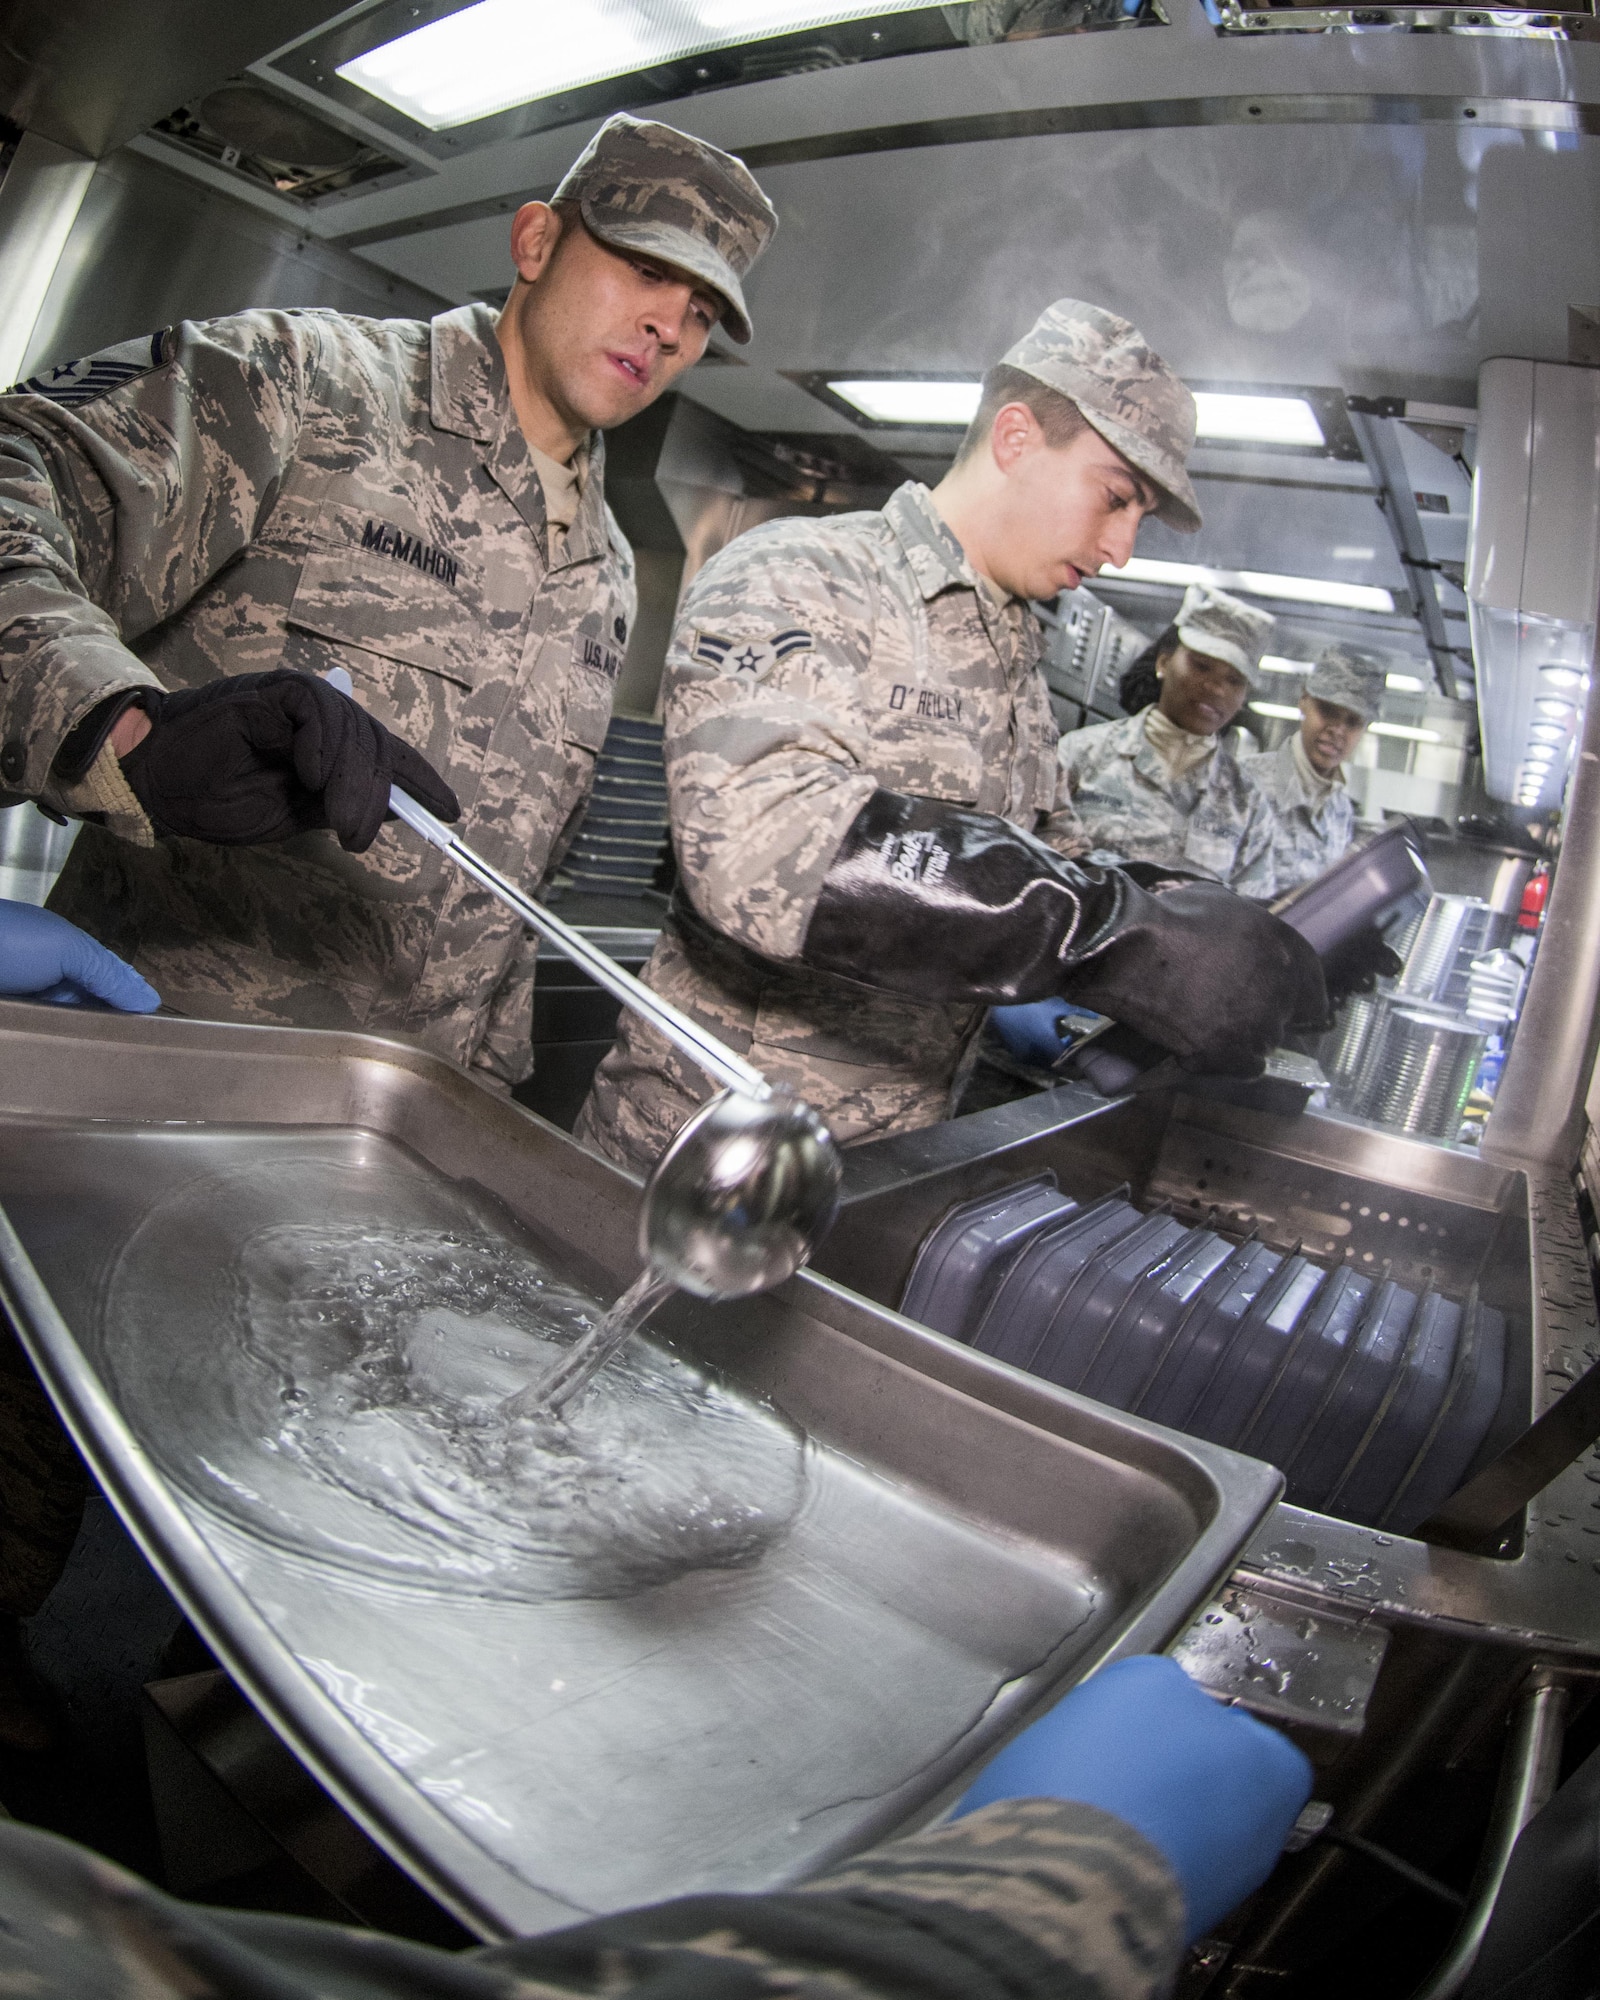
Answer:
388;787;842;1300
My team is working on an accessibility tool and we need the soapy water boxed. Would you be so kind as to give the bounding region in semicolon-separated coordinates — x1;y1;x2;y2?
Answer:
99;1151;806;1601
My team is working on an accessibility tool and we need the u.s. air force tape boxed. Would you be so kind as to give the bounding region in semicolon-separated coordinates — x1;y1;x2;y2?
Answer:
690;628;811;680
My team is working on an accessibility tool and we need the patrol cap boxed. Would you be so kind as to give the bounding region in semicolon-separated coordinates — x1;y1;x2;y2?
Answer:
1175;582;1274;685
1001;298;1202;533
1306;643;1386;723
553;113;777;345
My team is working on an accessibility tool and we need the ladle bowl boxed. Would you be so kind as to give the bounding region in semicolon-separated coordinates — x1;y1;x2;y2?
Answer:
641;1088;842;1299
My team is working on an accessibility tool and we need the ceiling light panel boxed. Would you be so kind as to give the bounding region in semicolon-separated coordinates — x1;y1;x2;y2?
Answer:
1192;392;1325;448
1249;701;1302;721
1105;556;1395;614
338;0;935;128
826;379;982;427
1370;721;1441;742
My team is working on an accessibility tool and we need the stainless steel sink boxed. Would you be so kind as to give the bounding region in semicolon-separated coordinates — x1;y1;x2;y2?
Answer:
819;1082;1600;1668
0;1004;1279;1939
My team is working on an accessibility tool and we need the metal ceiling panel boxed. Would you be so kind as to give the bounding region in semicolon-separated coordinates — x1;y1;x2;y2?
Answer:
0;0;353;158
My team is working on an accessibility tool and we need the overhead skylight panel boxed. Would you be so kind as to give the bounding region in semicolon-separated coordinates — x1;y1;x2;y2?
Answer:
1192;392;1325;449
826;379;983;427
1104;557;1395;615
338;0;935;129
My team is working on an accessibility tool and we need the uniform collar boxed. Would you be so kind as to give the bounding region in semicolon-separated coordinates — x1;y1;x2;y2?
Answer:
1122;705;1228;795
430;303;504;441
884;483;994;602
429;302;609;569
1286;731;1345;805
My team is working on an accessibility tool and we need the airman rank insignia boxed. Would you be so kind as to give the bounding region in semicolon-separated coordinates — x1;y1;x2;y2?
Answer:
691;628;811;680
6;330;169;408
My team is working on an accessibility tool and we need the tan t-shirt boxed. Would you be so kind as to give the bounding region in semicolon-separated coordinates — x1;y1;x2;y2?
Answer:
527;440;587;547
1291;726;1340;800
1142;702;1217;782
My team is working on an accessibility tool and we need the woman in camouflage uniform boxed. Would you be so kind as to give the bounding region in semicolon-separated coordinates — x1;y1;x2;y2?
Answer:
1056;583;1280;899
1240;645;1384;894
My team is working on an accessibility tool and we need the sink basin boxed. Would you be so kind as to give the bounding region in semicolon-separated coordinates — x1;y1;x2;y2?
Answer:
0;1004;1279;1938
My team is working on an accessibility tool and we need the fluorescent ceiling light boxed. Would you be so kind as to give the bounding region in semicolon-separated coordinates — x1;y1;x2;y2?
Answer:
1192;392;1325;448
1259;655;1308;675
338;0;933;128
827;379;982;427
1104;556;1395;614
1533;697;1574;719
1370;721;1441;742
1249;701;1303;721
1334;546;1377;562
1543;666;1586;690
1386;672;1425;692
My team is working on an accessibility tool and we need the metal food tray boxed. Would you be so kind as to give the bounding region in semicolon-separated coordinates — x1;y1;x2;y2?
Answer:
0;1005;1279;1940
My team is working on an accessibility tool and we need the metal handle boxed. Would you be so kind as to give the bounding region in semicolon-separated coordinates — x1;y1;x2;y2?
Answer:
1403;1673;1568;2000
387;786;770;1100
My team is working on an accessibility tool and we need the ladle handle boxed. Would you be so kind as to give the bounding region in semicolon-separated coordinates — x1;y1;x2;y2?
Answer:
387;786;770;1099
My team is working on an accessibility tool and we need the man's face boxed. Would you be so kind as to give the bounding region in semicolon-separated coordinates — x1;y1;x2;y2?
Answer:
508;209;723;433
982;416;1159;601
1157;643;1252;737
1300;693;1367;774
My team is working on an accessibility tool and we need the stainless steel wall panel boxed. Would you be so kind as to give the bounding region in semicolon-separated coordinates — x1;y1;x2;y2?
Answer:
19;146;443;382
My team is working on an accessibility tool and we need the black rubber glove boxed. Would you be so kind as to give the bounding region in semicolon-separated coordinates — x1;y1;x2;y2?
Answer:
1061;881;1330;1075
119;670;459;852
800;790;1328;1077
1320;924;1404;1004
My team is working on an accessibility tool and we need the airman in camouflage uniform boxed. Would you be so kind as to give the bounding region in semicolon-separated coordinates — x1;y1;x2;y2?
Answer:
579;482;1083;1164
578;298;1227;1170
0;113;776;1744
1241;644;1385;893
1057;583;1280;897
0;113;777;1090
0;1795;1184;1999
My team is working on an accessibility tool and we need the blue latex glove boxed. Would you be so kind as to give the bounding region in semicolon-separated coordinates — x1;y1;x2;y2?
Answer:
0;900;160;1012
989;998;1074;1068
954;1655;1313;1942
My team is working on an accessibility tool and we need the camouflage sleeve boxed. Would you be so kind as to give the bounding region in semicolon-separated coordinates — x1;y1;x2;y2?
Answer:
663;523;884;962
1230;774;1280;901
0;311;323;794
471;926;542;1095
1039;764;1093;857
0;1799;1184;2000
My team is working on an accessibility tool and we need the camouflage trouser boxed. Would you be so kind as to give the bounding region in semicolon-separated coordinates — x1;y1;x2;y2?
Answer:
0;1314;85;1619
574;906;982;1175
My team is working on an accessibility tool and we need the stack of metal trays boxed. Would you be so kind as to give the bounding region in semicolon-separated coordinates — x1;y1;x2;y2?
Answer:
1397;894;1487;1005
902;1175;1506;1533
554;716;670;896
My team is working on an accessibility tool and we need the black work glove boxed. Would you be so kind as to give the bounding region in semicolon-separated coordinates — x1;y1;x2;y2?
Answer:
1320;924;1404;1004
800;789;1329;1077
1062;880;1331;1077
120;670;459;852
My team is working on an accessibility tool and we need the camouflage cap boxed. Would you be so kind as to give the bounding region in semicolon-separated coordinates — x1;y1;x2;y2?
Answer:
1306;643;1386;722
1175;582;1274;685
553;113;777;345
1001;299;1202;532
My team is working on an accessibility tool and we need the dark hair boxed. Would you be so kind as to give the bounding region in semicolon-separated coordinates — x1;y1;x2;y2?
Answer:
1118;624;1179;715
955;362;1092;465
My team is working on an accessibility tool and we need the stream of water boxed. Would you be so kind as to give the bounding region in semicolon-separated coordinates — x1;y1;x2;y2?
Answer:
100;1153;806;1600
